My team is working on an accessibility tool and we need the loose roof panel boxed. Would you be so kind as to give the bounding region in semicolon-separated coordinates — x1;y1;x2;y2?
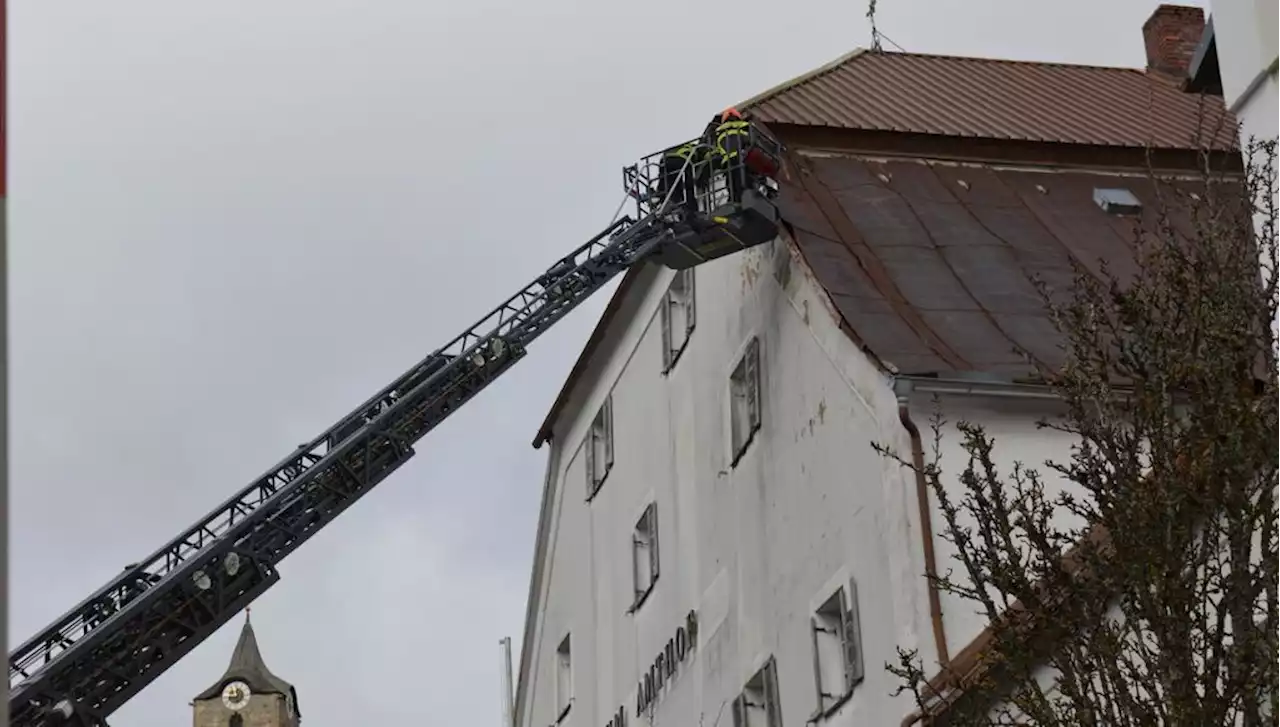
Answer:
777;153;1200;377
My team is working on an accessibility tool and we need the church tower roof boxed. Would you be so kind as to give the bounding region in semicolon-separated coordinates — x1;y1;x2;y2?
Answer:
194;610;300;717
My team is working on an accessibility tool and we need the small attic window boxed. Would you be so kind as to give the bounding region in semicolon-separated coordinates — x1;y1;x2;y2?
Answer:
1093;187;1143;216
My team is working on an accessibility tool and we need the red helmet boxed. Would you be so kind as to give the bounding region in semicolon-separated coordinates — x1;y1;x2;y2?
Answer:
720;107;743;122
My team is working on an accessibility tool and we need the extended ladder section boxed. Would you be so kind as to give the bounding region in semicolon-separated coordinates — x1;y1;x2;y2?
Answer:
9;128;785;727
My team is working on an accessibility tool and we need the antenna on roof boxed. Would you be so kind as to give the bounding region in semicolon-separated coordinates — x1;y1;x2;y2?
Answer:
866;0;883;51
865;0;907;52
879;32;907;52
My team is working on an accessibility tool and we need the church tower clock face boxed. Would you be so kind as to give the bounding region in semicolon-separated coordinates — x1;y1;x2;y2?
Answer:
221;680;252;711
194;613;299;726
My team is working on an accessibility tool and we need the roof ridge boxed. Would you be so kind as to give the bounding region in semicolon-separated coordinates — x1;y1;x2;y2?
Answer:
875;50;1147;73
741;48;1152;115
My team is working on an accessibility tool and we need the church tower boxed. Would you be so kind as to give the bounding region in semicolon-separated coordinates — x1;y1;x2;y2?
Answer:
192;612;300;727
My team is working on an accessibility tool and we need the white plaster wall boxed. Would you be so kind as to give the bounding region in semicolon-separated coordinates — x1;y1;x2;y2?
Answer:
905;393;1081;661
517;235;942;727
1210;0;1277;141
1207;0;1278;384
1236;77;1278;148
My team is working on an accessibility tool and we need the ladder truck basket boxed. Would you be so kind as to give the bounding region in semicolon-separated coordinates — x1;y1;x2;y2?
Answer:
623;125;785;271
742;125;783;179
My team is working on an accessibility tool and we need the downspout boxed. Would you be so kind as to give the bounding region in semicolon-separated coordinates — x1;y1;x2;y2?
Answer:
893;378;950;669
893;375;1061;727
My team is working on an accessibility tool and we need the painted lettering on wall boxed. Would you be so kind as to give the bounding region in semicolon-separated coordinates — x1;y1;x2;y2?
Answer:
603;704;626;727
599;610;699;727
635;610;699;716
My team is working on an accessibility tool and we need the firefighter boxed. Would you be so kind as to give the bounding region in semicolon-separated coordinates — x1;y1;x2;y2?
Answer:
659;141;709;217
713;107;753;202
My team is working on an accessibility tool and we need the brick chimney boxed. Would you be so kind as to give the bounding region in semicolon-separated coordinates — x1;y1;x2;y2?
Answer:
1142;4;1206;77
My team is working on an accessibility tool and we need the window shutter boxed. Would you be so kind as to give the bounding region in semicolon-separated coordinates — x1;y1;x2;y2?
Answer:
660;296;674;370
632;530;643;603
684;271;697;333
585;431;597;496
649;505;660;581
810;616;827;705
731;694;747;727
763;660;782;727
604;398;615;469
841;584;865;689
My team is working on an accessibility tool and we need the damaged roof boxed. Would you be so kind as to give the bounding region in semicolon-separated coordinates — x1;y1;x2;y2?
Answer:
776;153;1193;377
741;49;1237;150
532;48;1233;448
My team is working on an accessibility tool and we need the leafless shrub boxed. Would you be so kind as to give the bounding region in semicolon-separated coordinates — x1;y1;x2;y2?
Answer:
879;138;1278;726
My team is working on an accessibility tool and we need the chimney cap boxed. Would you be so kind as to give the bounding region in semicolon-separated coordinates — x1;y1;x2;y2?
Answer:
1142;3;1205;29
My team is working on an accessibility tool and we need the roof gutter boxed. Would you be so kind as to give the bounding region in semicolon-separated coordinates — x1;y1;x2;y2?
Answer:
895;375;1063;401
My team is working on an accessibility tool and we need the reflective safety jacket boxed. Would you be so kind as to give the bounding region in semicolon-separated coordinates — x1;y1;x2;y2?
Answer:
667;143;711;167
714;119;751;159
667;143;697;160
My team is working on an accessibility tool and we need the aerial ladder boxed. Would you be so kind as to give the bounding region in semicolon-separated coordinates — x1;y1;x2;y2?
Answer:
7;127;784;726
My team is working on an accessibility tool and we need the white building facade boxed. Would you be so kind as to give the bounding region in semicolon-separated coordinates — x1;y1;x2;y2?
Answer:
514;12;1238;727
1191;0;1277;147
516;238;1090;727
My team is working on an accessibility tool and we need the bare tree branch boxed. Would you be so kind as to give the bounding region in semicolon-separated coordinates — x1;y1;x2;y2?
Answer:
882;136;1279;726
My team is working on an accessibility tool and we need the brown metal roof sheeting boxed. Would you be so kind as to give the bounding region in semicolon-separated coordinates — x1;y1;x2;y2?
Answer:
780;153;1201;378
533;155;1191;446
745;50;1238;150
532;45;1233;448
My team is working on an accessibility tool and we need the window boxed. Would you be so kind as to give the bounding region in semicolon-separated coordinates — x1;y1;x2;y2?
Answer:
1093;187;1143;216
732;657;782;727
631;503;660;610
810;582;864;715
585;396;614;500
729;338;761;465
660;269;696;371
556;633;573;720
228;715;243;727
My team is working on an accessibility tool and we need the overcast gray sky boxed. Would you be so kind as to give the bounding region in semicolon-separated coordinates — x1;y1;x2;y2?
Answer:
9;0;1204;724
